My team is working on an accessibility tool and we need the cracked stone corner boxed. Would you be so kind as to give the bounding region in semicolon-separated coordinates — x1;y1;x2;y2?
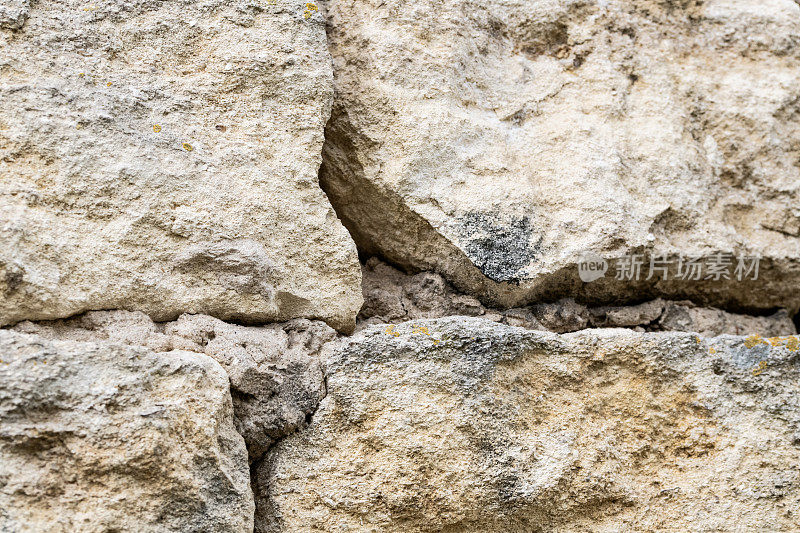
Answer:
5;309;343;531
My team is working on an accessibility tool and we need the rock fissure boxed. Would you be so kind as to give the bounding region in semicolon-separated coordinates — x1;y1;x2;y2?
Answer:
357;257;798;338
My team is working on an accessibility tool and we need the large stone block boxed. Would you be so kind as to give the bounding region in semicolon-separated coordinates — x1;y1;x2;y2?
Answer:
260;318;800;531
321;0;800;313
0;0;361;332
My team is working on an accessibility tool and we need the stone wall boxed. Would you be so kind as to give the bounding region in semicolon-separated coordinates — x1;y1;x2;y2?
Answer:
1;0;799;531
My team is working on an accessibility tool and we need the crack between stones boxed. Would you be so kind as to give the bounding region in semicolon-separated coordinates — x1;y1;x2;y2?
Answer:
355;257;798;337
249;362;330;533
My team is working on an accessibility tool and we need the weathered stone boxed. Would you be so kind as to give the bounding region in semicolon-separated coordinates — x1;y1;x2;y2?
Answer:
0;0;361;332
0;330;254;532
530;298;590;333
0;0;28;30
260;317;800;532
359;258;488;325
499;307;547;330
13;310;336;462
322;0;800;313
589;299;666;328
358;260;797;336
163;314;335;462
658;302;797;338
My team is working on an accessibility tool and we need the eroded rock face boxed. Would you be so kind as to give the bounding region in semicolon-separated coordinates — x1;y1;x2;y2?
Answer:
260;317;800;532
322;0;800;313
0;0;362;332
13;310;336;462
0;330;254;532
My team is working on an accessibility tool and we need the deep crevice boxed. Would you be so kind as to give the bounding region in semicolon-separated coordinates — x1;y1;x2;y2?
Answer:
356;256;799;337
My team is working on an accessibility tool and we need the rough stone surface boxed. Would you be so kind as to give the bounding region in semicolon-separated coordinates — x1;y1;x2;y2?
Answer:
359;259;797;337
164;314;335;462
529;299;590;333
657;302;797;338
13;310;336;462
589;299;667;328
0;0;362;332
260;317;800;532
322;0;800;313
0;330;254;532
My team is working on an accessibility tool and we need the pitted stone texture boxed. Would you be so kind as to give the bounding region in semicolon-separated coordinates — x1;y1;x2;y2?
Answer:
529;298;590;333
0;0;361;332
13;310;335;462
0;0;28;30
589;299;667;328
322;0;800;313
163;314;335;462
0;330;253;532
259;318;800;532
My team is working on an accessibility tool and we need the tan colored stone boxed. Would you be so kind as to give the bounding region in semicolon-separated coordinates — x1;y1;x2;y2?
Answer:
0;0;361;332
13;310;337;462
0;330;254;531
322;0;800;313
260;317;800;531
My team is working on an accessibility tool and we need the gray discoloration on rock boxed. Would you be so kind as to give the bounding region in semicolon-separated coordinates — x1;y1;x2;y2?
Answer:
458;213;542;284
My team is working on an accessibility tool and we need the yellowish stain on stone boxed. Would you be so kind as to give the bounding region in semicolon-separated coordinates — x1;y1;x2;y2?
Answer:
303;2;318;18
751;361;768;376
